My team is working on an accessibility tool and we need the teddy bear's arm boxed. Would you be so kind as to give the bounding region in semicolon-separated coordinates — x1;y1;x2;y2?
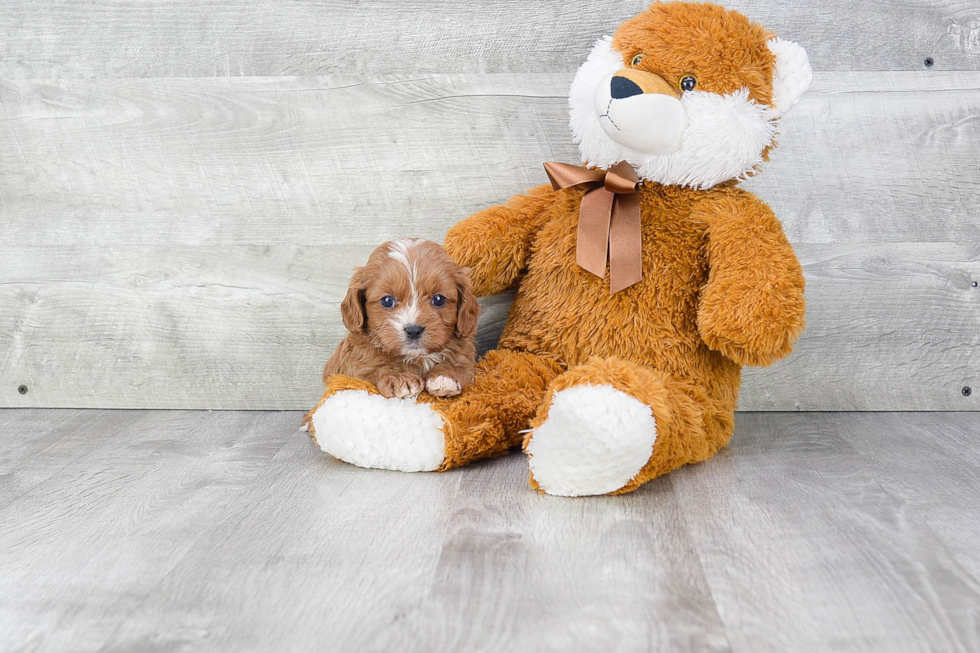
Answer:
444;184;558;296
695;193;806;367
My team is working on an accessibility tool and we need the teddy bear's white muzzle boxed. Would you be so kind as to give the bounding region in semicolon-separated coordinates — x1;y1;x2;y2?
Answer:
594;79;686;155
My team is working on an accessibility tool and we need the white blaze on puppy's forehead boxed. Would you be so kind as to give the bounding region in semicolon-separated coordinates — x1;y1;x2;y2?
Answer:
386;239;430;355
387;238;425;288
387;238;424;324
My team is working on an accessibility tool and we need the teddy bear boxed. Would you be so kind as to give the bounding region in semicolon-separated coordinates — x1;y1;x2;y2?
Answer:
308;1;811;496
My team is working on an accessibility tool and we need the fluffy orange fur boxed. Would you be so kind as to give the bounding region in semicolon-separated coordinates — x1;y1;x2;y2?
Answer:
612;2;776;106
438;178;804;483
312;2;806;494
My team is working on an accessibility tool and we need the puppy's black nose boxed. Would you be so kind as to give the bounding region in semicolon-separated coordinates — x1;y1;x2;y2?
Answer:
610;76;643;99
404;324;425;340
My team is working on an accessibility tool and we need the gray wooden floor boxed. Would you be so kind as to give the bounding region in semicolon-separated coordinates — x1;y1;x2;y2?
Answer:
1;410;978;652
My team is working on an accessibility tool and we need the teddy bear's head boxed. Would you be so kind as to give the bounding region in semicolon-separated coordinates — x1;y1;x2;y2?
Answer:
569;1;812;189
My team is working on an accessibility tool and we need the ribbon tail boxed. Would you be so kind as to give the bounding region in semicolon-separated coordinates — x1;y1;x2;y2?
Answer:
577;187;614;279
608;192;643;293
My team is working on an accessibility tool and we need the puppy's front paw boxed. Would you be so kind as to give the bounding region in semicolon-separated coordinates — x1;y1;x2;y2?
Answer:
377;373;423;399
425;375;463;398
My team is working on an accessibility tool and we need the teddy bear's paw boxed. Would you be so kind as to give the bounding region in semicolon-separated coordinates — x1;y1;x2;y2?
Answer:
425;375;462;398
309;389;445;472
525;384;658;497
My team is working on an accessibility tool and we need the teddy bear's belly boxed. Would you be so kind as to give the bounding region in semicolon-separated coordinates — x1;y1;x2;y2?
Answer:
498;213;737;390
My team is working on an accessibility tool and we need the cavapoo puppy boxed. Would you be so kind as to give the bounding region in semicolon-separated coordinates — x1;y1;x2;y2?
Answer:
323;238;480;399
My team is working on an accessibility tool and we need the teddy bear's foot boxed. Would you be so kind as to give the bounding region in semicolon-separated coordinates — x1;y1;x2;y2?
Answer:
309;376;445;472
525;384;658;497
524;357;713;496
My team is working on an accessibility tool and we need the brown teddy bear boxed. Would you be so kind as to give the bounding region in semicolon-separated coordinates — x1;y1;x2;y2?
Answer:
308;1;811;496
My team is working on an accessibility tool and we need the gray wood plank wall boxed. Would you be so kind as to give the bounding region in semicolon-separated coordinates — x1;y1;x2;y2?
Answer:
1;1;978;410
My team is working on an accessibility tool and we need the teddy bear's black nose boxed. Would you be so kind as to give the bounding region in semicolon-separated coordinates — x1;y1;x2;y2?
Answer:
610;76;644;99
404;324;425;340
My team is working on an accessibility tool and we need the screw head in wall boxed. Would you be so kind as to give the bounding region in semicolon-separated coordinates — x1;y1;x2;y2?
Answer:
924;57;934;67
964;386;973;397
17;385;28;395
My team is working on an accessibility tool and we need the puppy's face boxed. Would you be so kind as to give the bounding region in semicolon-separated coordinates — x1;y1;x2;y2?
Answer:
341;239;479;358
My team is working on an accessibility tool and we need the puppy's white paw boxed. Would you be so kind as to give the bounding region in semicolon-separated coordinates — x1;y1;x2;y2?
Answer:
425;375;462;398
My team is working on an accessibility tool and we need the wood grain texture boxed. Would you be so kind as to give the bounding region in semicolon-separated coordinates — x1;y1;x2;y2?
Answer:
102;419;731;652
672;412;980;652
1;71;977;410
1;0;978;79
0;409;292;651
2;72;978;245
1;409;979;652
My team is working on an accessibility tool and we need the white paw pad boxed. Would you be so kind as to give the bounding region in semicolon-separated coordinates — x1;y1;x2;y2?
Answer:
526;384;658;497
310;390;445;472
425;375;462;397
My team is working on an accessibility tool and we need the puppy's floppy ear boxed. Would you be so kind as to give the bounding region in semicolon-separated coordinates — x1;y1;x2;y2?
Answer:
341;266;368;334
454;266;480;339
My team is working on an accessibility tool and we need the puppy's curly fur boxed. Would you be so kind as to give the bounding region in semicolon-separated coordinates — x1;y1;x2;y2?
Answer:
323;238;479;401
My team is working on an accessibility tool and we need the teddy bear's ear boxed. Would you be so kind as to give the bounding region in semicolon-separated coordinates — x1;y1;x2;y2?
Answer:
454;266;480;339
767;37;812;117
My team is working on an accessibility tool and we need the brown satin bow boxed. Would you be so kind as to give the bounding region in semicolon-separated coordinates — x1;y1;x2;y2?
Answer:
543;161;642;293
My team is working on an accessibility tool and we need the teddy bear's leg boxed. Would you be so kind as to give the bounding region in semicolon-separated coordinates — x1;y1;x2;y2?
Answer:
308;349;563;472
524;357;730;497
436;349;564;469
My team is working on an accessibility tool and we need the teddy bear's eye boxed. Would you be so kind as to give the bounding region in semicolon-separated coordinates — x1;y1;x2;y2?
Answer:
380;295;396;309
630;53;645;67
680;76;698;92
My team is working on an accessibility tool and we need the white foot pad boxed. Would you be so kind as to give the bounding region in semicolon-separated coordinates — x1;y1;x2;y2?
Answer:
310;390;445;472
526;384;658;496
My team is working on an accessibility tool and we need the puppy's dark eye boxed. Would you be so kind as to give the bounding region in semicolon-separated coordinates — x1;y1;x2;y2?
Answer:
380;295;396;309
431;294;446;308
680;76;697;92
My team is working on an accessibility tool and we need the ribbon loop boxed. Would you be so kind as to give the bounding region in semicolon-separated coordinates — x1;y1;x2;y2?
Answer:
543;160;643;293
603;161;640;195
543;161;605;191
